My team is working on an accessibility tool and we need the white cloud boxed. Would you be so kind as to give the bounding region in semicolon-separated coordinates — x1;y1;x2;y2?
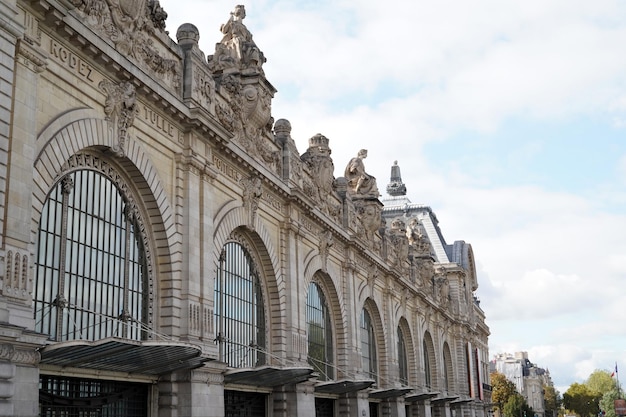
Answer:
161;0;626;393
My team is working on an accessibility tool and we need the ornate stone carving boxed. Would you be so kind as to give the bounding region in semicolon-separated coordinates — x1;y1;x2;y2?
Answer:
208;5;265;74
407;218;431;257
388;218;409;269
434;265;450;307
70;0;180;88
367;263;379;297
99;80;137;157
354;200;381;247
318;229;333;273
0;344;40;366
3;249;31;301
216;78;279;174
344;149;379;199
241;175;262;230
301;133;340;218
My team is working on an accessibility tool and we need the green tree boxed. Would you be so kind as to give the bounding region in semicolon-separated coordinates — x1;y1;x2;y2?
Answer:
599;388;621;417
492;371;519;416
587;370;617;396
563;382;602;417
544;384;562;417
503;393;534;417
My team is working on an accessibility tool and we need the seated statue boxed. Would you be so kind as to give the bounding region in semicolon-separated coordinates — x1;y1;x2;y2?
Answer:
344;149;379;198
215;5;265;70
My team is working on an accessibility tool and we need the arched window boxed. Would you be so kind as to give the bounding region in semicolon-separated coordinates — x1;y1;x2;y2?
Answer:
33;170;148;342
306;282;333;380
398;327;408;385
360;308;377;383
215;241;266;368
423;338;431;388
443;342;453;392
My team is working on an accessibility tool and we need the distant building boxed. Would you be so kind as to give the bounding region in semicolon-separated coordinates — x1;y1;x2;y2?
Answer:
491;352;554;417
0;2;491;416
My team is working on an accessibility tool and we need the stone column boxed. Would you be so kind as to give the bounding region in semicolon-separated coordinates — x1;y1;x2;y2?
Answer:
273;381;316;417
176;365;226;417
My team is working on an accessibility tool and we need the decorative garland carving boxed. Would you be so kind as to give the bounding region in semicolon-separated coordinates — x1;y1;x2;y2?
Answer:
69;0;180;89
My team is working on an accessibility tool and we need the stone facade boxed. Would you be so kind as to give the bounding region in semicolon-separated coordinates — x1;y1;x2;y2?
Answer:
0;2;490;416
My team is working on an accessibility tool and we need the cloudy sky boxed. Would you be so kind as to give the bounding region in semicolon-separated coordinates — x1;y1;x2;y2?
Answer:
160;0;626;393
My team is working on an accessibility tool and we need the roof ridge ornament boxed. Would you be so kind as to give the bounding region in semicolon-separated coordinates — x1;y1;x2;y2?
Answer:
386;160;407;196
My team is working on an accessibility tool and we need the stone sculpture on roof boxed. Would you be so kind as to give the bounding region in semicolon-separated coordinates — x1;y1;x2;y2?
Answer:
344;149;380;199
209;5;265;73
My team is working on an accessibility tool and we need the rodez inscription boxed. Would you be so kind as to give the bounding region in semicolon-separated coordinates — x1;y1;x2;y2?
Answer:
50;40;95;82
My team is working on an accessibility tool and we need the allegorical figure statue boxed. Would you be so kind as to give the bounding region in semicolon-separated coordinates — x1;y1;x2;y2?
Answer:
217;5;264;70
344;149;379;198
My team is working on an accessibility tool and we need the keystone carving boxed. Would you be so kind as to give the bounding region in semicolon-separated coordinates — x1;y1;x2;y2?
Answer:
99;80;137;157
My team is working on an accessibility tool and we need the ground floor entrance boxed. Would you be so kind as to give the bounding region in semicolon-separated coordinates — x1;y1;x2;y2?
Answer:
39;375;149;416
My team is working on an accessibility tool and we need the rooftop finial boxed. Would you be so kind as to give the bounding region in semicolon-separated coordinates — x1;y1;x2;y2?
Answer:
386;160;406;196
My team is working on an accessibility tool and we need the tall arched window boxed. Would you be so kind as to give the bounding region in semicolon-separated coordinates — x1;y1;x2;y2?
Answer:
443;342;453;392
423;332;436;390
215;241;266;368
33;169;148;342
423;339;431;388
398;327;408;385
306;282;333;380
360;308;377;383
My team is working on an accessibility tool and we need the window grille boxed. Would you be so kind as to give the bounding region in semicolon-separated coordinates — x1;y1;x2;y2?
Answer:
306;282;334;380
360;308;377;383
398;327;409;385
215;241;266;368
34;170;148;342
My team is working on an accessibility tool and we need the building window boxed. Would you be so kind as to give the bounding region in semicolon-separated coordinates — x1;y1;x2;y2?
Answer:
398;327;409;385
424;339;432;388
33;170;148;342
306;282;334;380
360;308;377;383
215;241;266;368
443;342;453;392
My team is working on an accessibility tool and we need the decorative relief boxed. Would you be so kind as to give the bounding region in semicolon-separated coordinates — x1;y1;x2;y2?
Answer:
318;229;333;273
99;80;137;157
241;175;262;230
434;265;450;308
0;344;40;366
354;201;381;250
193;69;214;108
69;0;180;89
3;249;31;301
407;218;431;257
388;218;409;270
366;263;379;297
300;134;341;222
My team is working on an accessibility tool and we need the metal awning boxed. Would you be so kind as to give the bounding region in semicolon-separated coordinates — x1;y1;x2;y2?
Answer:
369;387;413;399
431;395;460;404
405;391;440;402
224;365;314;387
315;379;375;395
451;398;475;407
39;337;211;375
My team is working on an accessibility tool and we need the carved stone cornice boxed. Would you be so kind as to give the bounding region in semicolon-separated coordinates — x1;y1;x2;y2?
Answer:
0;344;40;366
16;39;47;73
